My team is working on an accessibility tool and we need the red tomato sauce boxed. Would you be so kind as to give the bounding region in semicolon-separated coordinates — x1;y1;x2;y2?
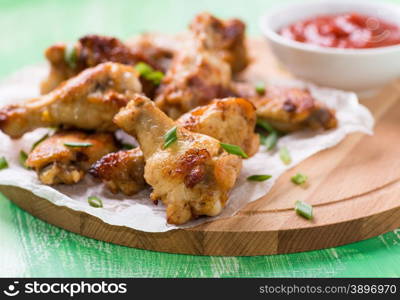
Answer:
280;13;400;49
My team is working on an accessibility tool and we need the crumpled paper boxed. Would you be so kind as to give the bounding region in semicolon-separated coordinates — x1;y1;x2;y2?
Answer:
0;65;374;232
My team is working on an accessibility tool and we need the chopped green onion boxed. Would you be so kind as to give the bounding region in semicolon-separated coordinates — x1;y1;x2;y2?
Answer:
279;146;291;165
163;126;178;149
31;133;49;150
259;133;267;145
295;200;313;220
256;118;275;133
255;82;266;95
135;62;153;75
64;142;93;148
134;62;164;85
220;143;248;158
0;157;8;170
145;70;164;85
256;119;283;152
264;131;278;150
64;44;77;69
291;173;308;185
88;196;103;208
19;150;28;168
247;174;272;182
121;143;135;150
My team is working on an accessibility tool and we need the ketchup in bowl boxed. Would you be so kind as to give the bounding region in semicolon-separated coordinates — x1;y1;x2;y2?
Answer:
280;13;400;49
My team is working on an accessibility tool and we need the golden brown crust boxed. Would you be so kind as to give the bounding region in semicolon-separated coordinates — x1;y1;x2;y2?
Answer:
231;83;338;132
89;148;146;195
190;12;248;73
177;97;259;157
0;62;141;138
93;97;258;196
41;43;78;94
154;46;232;119
171;148;211;188
126;33;176;73
41;13;247;93
41;34;175;95
78;35;143;68
26;131;118;185
114;95;242;225
257;87;337;131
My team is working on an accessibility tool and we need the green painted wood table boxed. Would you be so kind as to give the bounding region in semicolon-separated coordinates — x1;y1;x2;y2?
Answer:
1;0;400;277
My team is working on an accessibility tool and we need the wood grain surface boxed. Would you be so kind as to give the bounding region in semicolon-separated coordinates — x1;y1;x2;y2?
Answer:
1;40;399;256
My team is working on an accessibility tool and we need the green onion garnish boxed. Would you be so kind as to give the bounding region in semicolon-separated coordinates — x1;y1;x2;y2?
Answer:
64;44;77;69
256;118;275;133
247;174;272;182
19;150;28;168
64;142;93;148
88;196;103;208
121;143;135;150
256;118;281;151
163;126;178;149
0;157;8;170
279;146;291;165
145;70;164;85
259;133;267;145
220;143;248;158
135;62;153;75
291;173;308;185
255;82;266;95
295;200;313;220
264;131;278;150
134;62;164;85
31;133;49;150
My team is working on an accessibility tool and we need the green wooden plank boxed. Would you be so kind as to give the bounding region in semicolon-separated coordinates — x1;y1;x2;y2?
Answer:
1;193;399;277
0;0;399;277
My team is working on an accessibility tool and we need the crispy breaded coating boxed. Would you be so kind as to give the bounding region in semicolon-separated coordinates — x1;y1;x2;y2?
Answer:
155;13;250;119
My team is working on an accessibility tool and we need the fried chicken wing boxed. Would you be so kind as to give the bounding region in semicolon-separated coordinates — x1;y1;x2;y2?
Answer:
231;83;337;132
154;12;250;119
41;43;77;95
26;131;117;185
0;62;141;138
189;12;248;73
113;95;242;225
155;43;232;119
89;148;146;195
126;33;177;72
41;34;175;94
91;97;258;196
177;97;259;156
255;87;337;132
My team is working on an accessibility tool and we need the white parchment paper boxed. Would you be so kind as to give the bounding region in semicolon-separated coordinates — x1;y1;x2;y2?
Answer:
0;65;374;232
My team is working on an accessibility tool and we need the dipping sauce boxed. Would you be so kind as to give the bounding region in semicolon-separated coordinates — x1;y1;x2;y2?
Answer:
280;13;400;49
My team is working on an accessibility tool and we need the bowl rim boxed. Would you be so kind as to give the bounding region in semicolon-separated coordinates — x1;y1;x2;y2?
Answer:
259;0;400;55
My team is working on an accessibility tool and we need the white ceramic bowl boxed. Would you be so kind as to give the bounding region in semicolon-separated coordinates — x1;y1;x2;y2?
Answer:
259;0;400;92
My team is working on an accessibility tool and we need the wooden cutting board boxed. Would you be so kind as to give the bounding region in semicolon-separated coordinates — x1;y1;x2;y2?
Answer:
1;40;400;256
